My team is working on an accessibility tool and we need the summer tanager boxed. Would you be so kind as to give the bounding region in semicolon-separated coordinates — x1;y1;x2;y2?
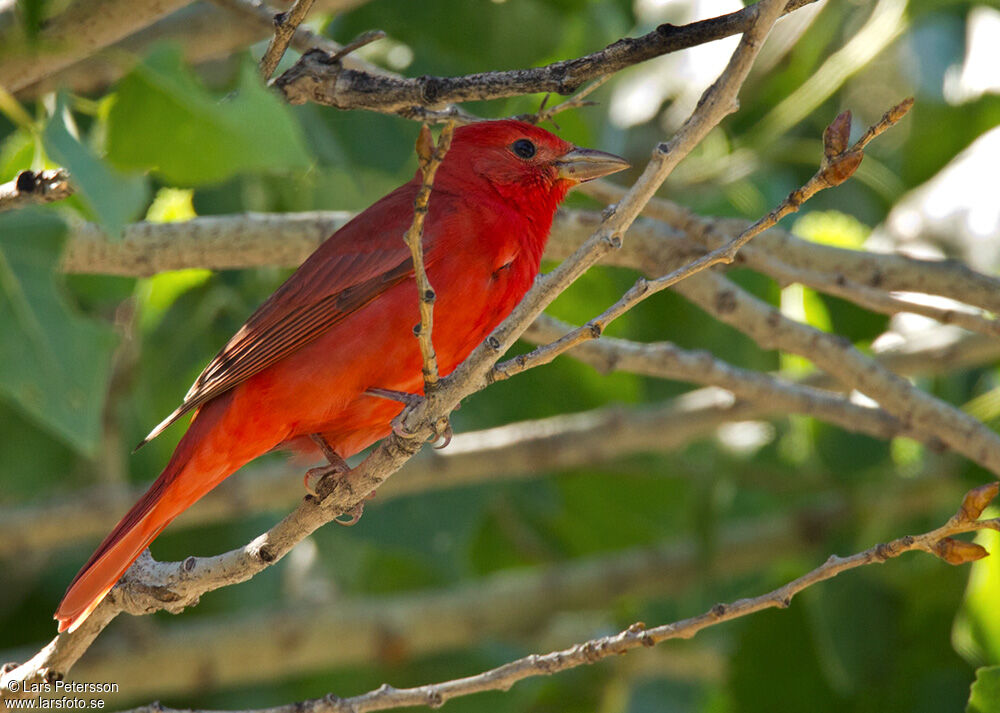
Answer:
55;120;628;633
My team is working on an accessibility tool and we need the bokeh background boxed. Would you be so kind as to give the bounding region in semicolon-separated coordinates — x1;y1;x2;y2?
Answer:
2;0;1000;710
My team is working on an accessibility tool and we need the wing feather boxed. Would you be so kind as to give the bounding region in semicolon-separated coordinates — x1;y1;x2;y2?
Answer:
138;184;432;448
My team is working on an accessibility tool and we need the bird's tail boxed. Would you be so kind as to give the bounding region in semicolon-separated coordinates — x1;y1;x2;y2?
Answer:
55;398;235;634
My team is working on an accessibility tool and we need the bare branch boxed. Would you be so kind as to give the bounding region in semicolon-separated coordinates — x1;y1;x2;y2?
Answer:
0;0;196;93
0;169;73;213
516;76;612;127
522;315;937;447
11;0;376;97
49;508;818;701
258;0;317;80
274;0;817;115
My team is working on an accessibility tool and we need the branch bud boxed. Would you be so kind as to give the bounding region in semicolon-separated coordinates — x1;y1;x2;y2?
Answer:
823;110;852;160
822;150;863;187
954;482;1000;522
932;537;990;565
416;124;434;171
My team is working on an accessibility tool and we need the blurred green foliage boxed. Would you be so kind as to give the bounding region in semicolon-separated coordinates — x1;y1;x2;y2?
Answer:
1;0;999;711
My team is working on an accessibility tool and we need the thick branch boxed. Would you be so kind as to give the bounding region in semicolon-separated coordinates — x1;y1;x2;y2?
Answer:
16;0;378;97
0;0;196;93
522;315;937;447
56;206;1000;334
581;181;1000;316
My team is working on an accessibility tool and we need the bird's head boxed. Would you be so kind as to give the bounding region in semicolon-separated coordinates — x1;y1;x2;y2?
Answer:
436;119;629;216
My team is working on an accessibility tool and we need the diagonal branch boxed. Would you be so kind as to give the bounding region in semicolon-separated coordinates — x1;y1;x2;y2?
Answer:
579;181;1000;317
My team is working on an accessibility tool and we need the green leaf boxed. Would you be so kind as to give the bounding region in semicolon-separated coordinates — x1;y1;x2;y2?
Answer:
955;526;1000;664
0;209;118;454
968;666;1000;713
41;95;148;239
106;45;311;185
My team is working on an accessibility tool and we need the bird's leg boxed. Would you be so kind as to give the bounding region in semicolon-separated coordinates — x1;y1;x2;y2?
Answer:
365;387;454;448
304;434;372;526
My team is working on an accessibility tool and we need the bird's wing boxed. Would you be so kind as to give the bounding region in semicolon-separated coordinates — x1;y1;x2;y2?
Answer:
138;184;436;448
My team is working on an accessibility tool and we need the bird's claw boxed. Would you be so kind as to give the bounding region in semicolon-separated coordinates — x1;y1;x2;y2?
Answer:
432;419;453;449
335;502;365;526
334;490;377;527
368;387;455;447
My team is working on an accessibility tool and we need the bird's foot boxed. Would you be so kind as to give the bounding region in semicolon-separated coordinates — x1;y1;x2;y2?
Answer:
389;411;452;448
367;388;455;448
304;434;350;495
303;462;348;496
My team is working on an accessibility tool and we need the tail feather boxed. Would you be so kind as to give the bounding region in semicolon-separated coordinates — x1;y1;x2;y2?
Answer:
55;395;237;633
55;477;175;633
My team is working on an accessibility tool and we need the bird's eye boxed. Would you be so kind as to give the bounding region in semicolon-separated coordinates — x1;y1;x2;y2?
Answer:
512;139;536;159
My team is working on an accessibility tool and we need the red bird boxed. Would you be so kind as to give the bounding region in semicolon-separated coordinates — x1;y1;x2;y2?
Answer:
55;120;628;633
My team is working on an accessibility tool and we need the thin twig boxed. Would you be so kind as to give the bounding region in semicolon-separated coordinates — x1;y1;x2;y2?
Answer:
119;483;999;713
210;0;383;68
517;76;612;127
404;122;455;390
258;0;317;80
492;100;913;383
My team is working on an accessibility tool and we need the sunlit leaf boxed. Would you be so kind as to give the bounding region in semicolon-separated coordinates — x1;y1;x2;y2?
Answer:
954;522;1000;665
968;666;1000;713
792;210;870;249
145;187;196;223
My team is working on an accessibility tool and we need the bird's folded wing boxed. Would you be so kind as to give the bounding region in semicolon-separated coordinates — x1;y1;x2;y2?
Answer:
138;187;437;448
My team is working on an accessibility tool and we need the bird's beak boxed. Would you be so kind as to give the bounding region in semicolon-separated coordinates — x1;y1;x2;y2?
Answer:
555;147;630;183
